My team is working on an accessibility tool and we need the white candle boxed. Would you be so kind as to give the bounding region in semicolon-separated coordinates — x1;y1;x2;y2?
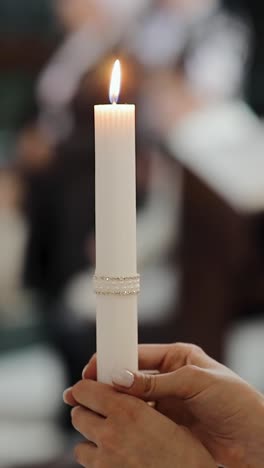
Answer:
94;60;139;384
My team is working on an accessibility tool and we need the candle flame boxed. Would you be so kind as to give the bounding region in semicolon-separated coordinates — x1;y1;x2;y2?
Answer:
109;59;121;104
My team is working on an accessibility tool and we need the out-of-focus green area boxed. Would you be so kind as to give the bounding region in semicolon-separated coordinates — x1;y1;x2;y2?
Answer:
0;0;55;35
0;0;58;161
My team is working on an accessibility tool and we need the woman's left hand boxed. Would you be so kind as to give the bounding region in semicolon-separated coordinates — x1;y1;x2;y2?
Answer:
65;379;216;468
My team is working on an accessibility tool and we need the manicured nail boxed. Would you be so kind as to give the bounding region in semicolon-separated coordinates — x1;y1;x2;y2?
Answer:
63;387;72;403
112;369;134;388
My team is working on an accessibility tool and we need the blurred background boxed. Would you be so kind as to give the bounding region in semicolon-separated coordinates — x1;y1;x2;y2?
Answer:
1;0;264;466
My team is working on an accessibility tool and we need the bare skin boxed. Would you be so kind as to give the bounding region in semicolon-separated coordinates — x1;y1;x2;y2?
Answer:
65;378;216;468
76;343;264;468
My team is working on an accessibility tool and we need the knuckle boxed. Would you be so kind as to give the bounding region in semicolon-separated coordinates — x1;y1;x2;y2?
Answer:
72;380;85;399
190;344;204;357
162;343;183;370
71;407;82;427
185;364;202;376
184;364;214;386
99;425;116;451
71;406;85;432
118;395;144;423
186;344;205;365
108;393;120;412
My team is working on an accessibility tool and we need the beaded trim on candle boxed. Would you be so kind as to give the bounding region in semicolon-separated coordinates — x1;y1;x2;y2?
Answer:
93;275;140;296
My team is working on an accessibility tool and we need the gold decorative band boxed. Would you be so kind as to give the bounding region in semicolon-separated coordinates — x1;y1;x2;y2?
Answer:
93;274;140;296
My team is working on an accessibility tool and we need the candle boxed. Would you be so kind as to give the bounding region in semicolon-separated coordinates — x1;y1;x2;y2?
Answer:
94;60;139;384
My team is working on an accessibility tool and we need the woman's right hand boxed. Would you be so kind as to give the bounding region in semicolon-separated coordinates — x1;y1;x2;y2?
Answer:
84;343;264;468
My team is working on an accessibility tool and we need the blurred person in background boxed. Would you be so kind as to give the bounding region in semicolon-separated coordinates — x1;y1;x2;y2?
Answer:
0;1;253;305
29;0;250;314
1;0;264;467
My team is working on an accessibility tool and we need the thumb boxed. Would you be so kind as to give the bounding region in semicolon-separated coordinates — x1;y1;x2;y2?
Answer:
112;365;213;401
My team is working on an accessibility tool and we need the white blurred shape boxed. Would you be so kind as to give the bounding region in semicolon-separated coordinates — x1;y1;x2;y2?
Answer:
38;26;112;108
226;320;264;391
186;13;250;99
0;345;67;465
168;101;264;213
96;0;151;23
129;9;187;67
0;345;66;419
0;421;65;466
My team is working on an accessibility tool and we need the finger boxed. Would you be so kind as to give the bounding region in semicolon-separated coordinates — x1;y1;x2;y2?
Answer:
138;343;215;372
82;354;97;380
72;379;121;417
82;344;214;381
113;365;215;401
83;345;185;379
63;387;78;406
74;441;96;467
71;406;104;445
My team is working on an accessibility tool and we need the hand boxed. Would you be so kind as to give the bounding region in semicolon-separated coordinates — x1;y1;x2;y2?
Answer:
64;379;216;468
83;343;264;468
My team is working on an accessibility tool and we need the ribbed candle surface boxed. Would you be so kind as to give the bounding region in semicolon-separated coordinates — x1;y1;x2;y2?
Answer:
94;103;138;384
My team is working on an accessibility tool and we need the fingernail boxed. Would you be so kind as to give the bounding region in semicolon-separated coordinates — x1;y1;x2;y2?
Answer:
62;387;72;403
112;369;134;388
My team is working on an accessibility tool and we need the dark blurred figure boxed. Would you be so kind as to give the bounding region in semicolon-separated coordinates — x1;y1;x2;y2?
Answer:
19;124;95;305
